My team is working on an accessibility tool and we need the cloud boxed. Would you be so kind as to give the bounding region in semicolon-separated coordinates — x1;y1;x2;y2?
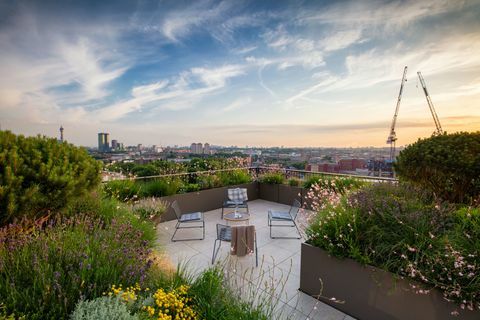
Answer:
320;29;364;52
302;0;465;30
0;7;130;125
95;64;246;121
221;97;251;112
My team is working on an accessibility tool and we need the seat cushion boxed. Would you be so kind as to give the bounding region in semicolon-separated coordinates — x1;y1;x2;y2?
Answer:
180;212;202;222
228;188;248;202
270;211;292;220
218;226;232;241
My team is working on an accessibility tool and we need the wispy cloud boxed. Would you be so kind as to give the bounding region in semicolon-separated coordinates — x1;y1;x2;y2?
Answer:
95;64;246;121
221;97;252;112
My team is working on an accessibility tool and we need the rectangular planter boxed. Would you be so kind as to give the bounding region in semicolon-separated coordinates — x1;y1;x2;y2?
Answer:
159;182;258;222
259;183;279;202
300;243;479;320
278;184;303;206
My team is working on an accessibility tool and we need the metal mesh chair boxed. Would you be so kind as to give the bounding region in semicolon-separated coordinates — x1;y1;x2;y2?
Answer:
211;224;258;267
268;199;302;239
170;200;205;242
222;188;249;219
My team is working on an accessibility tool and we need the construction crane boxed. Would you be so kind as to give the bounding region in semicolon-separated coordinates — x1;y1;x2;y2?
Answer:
387;66;408;161
417;71;443;135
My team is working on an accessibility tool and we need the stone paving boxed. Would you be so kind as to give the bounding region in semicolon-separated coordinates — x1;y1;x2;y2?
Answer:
156;199;355;320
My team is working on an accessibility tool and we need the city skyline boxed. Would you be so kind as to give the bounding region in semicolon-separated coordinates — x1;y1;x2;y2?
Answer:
1;0;480;147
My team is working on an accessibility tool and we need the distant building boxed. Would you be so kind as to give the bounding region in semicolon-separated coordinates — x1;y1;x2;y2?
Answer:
111;139;118;150
190;142;203;154
338;159;367;171
98;133;110;152
59;126;64;142
203;143;210;155
307;163;339;173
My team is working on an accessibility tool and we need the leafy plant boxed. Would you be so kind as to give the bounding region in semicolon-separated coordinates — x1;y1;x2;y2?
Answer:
218;169;252;186
103;180;141;202
259;172;285;184
394;131;480;204
132;198;168;222
287;178;301;187
303;175;365;194
141;179;183;197
305;182;480;313
0;208;155;319
0;131;101;223
71;296;138;320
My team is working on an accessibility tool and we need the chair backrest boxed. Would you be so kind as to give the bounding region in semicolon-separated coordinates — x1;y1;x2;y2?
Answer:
227;188;248;202
171;200;182;220
216;224;232;241
289;199;302;220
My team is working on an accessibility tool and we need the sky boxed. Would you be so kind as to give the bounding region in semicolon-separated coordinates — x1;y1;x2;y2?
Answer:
1;0;480;147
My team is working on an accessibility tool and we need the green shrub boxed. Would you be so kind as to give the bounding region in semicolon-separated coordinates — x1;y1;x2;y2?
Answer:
394;131;480;204
0;208;155;319
0;131;101;223
71;297;137;320
198;174;223;190
303;175;365;194
287;178;300;187
132;198;168;221
103;180;141;202
180;183;201;193
259;172;284;184
306;182;479;312
130;164;159;177
141;179;183;197
218;170;252;186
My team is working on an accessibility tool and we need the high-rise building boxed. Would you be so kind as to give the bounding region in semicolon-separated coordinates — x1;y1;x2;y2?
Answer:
191;142;203;154
203;143;210;155
111;139;118;150
97;133;110;152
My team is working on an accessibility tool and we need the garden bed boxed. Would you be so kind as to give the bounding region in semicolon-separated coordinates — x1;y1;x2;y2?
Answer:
300;243;479;320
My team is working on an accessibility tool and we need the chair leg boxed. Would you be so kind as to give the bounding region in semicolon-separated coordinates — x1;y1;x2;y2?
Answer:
293;220;301;239
202;220;205;239
255;233;258;267
212;239;222;264
171;221;180;242
221;207;224;219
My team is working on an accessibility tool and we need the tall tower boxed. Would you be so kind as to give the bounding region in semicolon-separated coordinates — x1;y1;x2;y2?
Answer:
59;126;64;142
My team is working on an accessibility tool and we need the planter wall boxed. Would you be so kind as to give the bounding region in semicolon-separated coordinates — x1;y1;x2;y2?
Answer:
300;243;479;320
259;183;279;202
278;184;303;206
160;182;258;222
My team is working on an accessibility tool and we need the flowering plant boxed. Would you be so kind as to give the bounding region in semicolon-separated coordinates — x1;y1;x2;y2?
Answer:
303;182;480;315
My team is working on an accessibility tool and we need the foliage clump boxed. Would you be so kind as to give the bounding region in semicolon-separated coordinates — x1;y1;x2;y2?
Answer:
305;182;480;313
0;131;101;223
71;296;138;320
394;131;480;204
303;175;365;194
0;206;155;319
259;172;285;184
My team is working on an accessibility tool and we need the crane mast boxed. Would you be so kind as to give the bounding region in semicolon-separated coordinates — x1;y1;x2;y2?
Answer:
417;71;443;135
387;66;408;161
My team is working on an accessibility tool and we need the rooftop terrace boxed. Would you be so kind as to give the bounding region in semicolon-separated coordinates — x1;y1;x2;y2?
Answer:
156;199;356;320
